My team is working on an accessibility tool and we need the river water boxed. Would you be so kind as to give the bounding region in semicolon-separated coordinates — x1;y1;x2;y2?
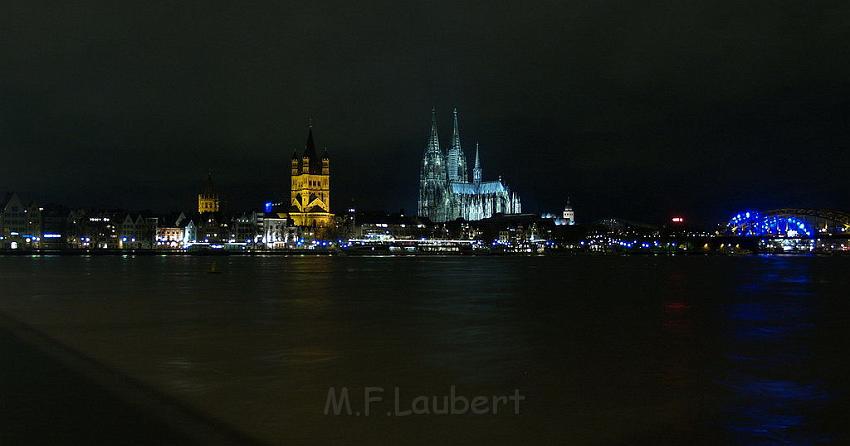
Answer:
1;255;849;445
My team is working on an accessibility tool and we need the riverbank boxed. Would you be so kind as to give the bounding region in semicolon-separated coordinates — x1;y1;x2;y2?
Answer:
0;313;262;445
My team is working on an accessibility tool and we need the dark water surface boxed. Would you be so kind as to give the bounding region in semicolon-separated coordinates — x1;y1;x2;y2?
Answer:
1;255;849;445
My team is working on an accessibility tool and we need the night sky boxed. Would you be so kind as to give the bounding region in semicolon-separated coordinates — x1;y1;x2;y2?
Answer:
2;1;849;224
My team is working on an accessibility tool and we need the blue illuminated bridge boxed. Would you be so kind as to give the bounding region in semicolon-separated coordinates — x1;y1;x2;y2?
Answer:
727;209;850;238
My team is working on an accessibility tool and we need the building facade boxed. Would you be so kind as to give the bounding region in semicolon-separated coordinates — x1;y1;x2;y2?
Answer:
289;126;333;227
563;199;575;225
118;214;158;249
262;215;290;249
542;199;576;226
0;192;43;249
418;109;521;222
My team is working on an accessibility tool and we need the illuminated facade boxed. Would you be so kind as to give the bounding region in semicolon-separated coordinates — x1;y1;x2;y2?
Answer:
418;108;521;222
156;226;184;248
542;199;576;226
118;214;157;249
289;126;333;227
563;200;575;225
198;172;220;214
262;215;290;249
0;192;43;249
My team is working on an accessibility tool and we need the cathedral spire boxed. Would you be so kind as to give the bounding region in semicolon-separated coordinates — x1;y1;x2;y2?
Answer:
447;107;468;183
305;127;316;154
451;107;461;152
303;122;321;174
203;170;215;194
473;142;482;185
426;107;440;154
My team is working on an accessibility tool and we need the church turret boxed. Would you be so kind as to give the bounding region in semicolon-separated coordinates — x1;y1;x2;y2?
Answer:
321;148;330;175
301;156;310;174
291;150;300;176
472;142;482;185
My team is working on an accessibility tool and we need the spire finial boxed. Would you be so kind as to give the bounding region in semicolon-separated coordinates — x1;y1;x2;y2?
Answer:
204;170;215;194
427;108;440;154
451;107;463;156
451;107;460;149
307;116;313;128
305;126;316;152
472;142;482;185
303;123;319;172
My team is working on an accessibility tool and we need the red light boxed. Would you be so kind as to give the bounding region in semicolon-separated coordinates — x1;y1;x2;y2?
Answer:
671;217;684;223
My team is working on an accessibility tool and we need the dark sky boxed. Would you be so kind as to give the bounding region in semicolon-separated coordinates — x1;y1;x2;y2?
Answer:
2;1;849;224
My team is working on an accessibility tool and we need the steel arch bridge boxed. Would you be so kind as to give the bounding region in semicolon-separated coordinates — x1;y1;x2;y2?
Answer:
727;209;850;238
768;208;850;226
728;211;813;238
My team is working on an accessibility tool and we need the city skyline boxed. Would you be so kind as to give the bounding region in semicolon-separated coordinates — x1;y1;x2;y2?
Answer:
3;4;850;444
3;105;846;228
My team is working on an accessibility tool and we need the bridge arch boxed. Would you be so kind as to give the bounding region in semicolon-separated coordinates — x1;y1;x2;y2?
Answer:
727;211;814;238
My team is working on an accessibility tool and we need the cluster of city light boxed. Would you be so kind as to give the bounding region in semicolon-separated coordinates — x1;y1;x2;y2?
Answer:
580;238;686;250
728;211;813;238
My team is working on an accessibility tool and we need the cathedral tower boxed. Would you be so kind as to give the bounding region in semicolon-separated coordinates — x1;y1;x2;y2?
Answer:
418;108;448;222
289;124;333;227
198;171;220;214
446;107;468;183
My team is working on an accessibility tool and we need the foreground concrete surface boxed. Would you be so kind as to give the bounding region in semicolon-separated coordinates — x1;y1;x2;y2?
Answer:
0;317;261;446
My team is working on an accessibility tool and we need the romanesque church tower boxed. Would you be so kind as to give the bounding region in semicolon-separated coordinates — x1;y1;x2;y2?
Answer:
198;171;220;214
289;124;333;227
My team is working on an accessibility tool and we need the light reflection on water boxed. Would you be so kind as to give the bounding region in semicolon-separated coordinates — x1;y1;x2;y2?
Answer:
0;255;849;445
721;259;836;445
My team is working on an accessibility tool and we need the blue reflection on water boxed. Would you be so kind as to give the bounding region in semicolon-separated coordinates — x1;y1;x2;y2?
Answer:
721;259;832;445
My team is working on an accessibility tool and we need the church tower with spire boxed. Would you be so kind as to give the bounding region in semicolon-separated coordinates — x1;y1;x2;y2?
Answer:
289;123;333;228
446;107;468;184
418;108;448;222
472;143;482;185
198;171;220;214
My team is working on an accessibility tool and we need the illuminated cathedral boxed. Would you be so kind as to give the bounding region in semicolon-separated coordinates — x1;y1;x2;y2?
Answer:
418;108;521;222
